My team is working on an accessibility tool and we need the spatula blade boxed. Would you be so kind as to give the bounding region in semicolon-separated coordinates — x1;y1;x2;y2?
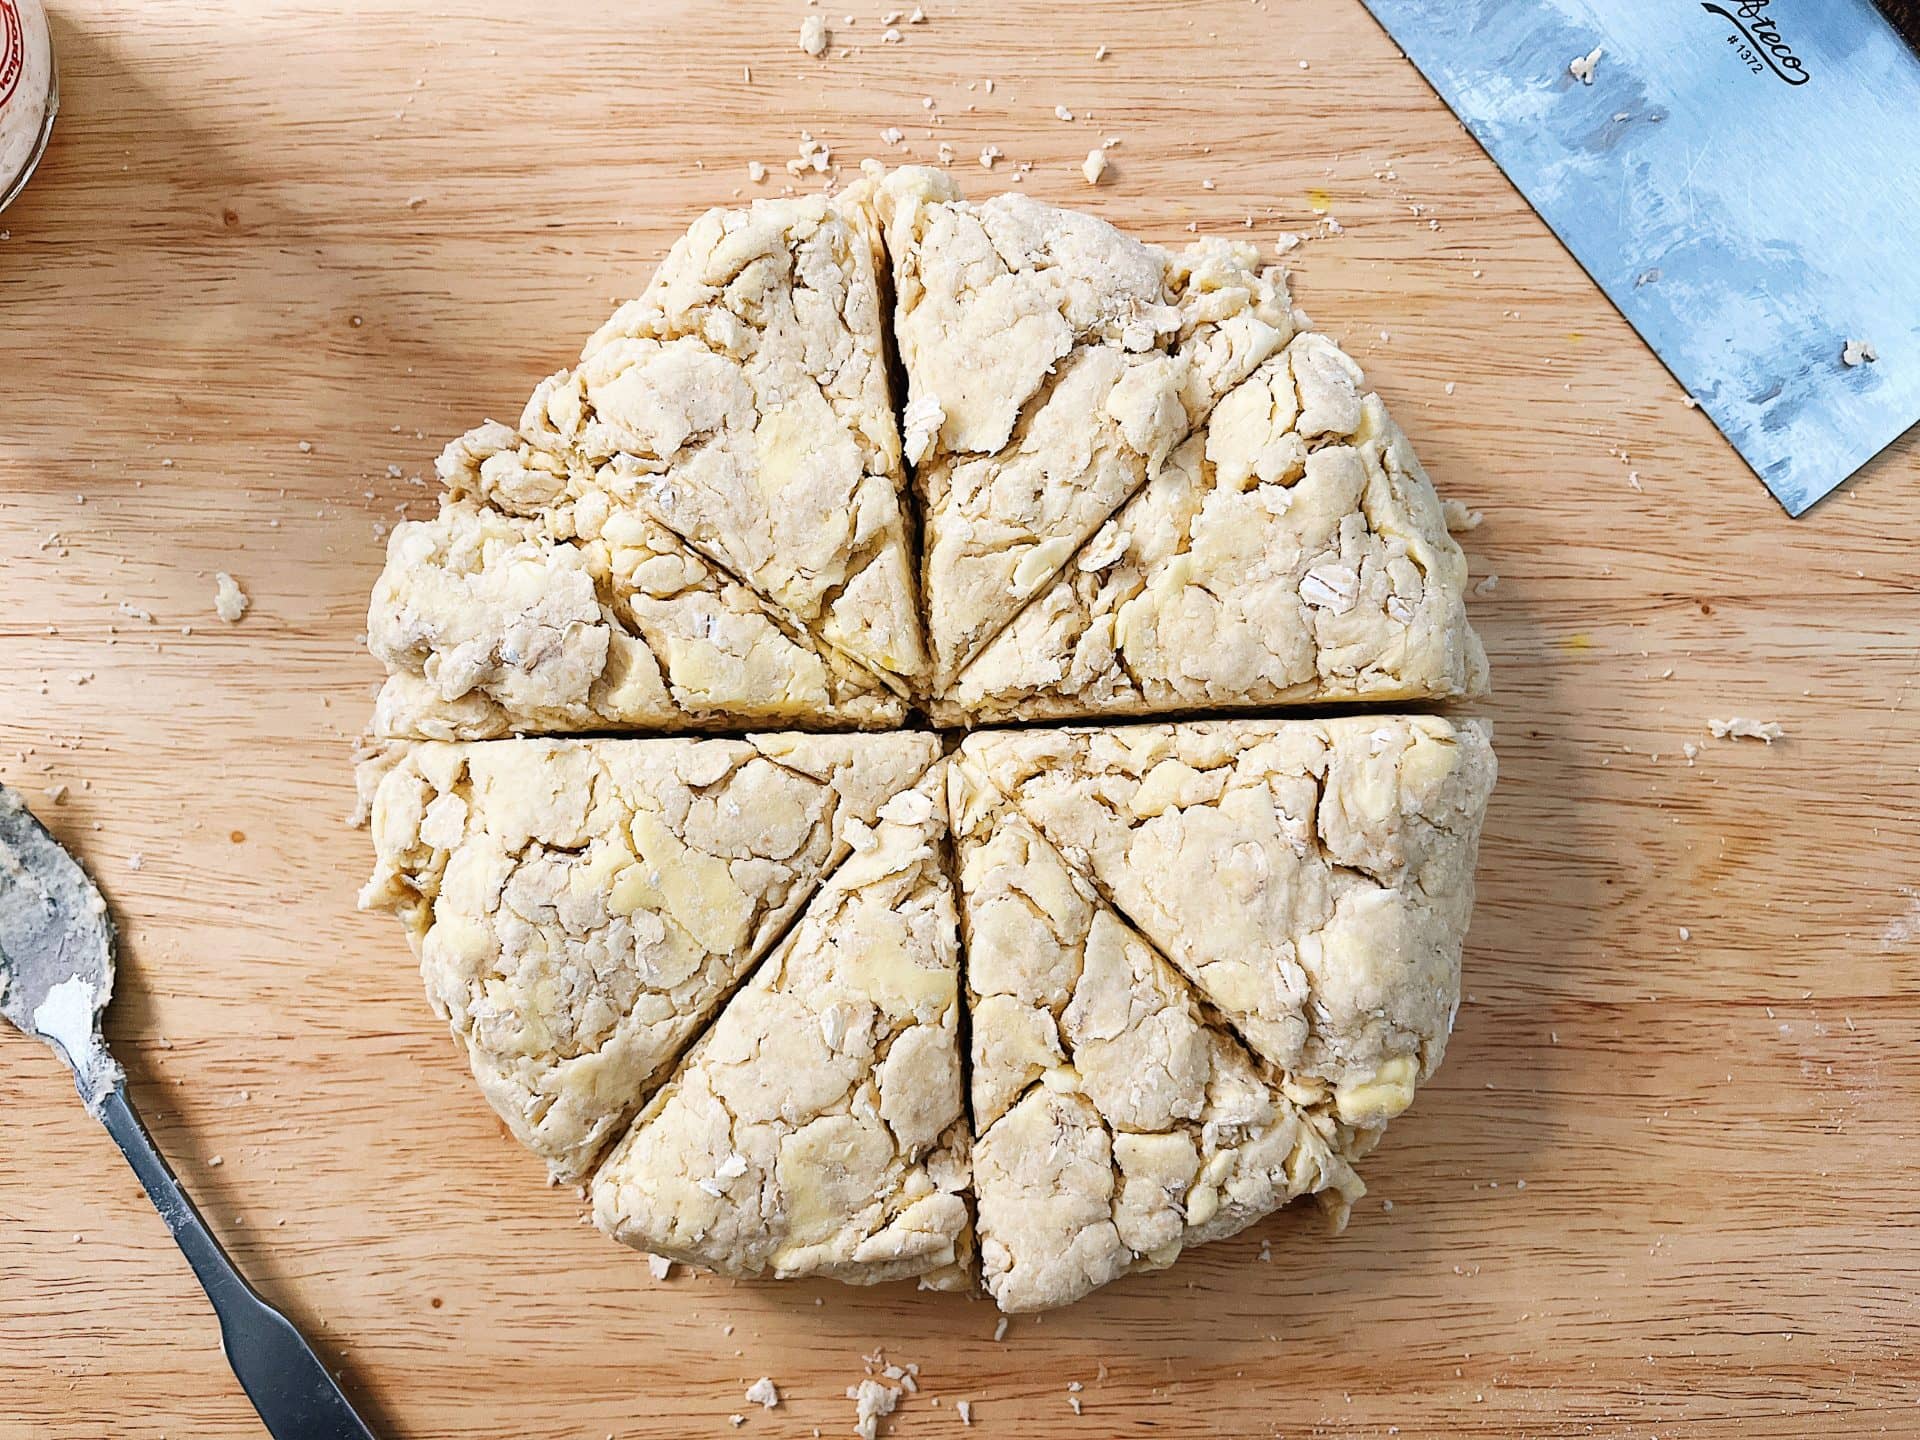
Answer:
0;785;122;1107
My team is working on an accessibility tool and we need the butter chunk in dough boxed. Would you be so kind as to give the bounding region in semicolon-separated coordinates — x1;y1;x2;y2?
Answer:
937;334;1488;722
359;732;940;1182
523;184;927;689
592;763;970;1288
368;423;901;739
873;164;1298;688
959;717;1494;1114
950;758;1362;1313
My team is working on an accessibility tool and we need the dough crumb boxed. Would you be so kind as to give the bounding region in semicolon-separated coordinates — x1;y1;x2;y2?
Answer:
126;852;145;871
646;1253;672;1280
1054;104;1074;121
1569;45;1603;85
728;1417;745;1429
1842;338;1879;367
214;571;249;623
799;15;828;55
1709;717;1785;744
955;1399;972;1425
1081;148;1108;185
1440;498;1484;532
1473;574;1499;595
848;1379;900;1440
747;160;767;183
745;1377;780;1409
1273;231;1303;254
978;144;1003;169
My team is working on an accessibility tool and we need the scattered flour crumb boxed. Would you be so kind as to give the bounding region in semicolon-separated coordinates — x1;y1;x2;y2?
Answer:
126;852;145;871
1273;231;1303;254
1709;718;1785;743
747;160;767;183
955;1400;973;1426
1082;148;1108;184
1094;44;1108;59
1682;742;1699;765
1054;103;1074;121
1569;45;1603;84
799;15;828;56
728;1417;744;1429
214;572;249;623
1473;574;1499;595
848;1379;899;1440
979;144;1002;169
879;126;904;146
993;1317;1008;1342
646;1253;672;1280
1842;338;1879;367
1068;1396;1083;1415
45;784;68;805
207;1155;223;1167
745;1377;780;1409
1678;926;1691;941
1440;499;1484;532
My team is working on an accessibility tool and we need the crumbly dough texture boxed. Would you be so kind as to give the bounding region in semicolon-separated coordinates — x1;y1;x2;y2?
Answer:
359;168;1501;1310
934;335;1489;722
369;423;902;739
527;183;927;690
951;757;1364;1312
958;717;1495;1110
359;732;939;1182
592;763;971;1288
873;164;1300;689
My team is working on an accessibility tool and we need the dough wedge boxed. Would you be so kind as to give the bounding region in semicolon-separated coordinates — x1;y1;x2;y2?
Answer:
950;756;1362;1312
525;183;927;691
873;164;1298;690
368;422;903;739
359;732;940;1182
593;761;971;1289
935;333;1488;722
957;716;1494;1112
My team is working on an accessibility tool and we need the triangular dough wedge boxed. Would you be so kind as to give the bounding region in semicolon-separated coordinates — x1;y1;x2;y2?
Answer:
872;164;1298;689
592;762;970;1289
949;757;1363;1313
934;334;1489;723
359;731;940;1183
959;717;1494;1110
368;422;903;738
521;183;927;689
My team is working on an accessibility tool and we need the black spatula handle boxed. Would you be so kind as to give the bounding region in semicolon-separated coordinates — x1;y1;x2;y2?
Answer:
97;1085;378;1440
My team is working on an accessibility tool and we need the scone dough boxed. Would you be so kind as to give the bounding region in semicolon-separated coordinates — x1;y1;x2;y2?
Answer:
368;422;902;739
593;763;971;1289
958;716;1495;1112
935;334;1489;722
359;732;939;1181
359;171;1503;1310
951;757;1362;1312
527;184;927;690
874;164;1298;688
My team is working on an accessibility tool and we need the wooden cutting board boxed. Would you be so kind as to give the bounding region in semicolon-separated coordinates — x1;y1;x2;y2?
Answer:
4;2;1917;1436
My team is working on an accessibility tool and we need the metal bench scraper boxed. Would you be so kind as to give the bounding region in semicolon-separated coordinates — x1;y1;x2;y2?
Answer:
1361;0;1920;514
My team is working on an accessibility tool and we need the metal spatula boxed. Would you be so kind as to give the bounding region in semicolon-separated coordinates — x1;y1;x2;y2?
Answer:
0;785;379;1440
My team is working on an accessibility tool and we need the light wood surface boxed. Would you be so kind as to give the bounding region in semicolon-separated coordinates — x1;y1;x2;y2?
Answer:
4;2;1918;1436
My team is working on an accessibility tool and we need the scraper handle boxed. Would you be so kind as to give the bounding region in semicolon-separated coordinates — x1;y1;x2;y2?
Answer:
97;1085;379;1440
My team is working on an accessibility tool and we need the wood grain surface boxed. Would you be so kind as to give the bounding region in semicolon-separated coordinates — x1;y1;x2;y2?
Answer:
4;2;1918;1436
